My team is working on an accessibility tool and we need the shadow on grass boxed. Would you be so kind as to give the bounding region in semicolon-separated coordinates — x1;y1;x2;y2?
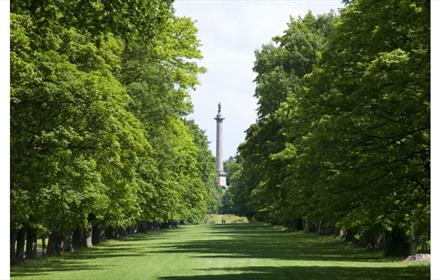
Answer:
159;265;429;280
10;224;430;280
11;229;186;278
11;260;108;278
158;224;386;262
11;235;151;278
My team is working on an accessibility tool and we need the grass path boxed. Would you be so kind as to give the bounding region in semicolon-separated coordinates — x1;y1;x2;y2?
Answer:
11;224;429;280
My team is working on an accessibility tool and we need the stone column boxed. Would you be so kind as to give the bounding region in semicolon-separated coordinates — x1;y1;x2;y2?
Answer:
214;103;227;187
216;115;224;172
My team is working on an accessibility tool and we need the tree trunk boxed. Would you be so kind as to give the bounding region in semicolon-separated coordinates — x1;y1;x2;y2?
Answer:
41;237;46;256
129;227;137;234
147;222;153;231
47;232;64;256
46;233;56;256
338;228;345;239
16;229;26;263
10;229;17;265
385;226;410;256
63;232;74;253
25;230;37;259
409;221;417;255
72;229;83;249
292;218;303;231
376;230;386;250
105;227;116;239
85;224;93;248
92;223;106;244
118;228;128;238
304;220;309;232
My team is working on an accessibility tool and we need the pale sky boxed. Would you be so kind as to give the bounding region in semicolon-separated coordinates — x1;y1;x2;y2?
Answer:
174;0;345;159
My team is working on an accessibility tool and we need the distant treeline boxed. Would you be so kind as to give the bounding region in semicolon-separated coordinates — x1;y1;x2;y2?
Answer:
222;0;429;256
11;0;219;264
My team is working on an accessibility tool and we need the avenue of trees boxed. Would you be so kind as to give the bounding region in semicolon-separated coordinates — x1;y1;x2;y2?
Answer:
11;0;218;263
223;0;430;256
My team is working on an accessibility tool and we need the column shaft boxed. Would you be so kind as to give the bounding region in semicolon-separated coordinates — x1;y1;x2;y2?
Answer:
216;119;223;172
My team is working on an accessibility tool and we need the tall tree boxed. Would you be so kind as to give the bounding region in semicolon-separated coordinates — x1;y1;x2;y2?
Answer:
11;0;213;261
236;12;336;223
231;0;429;256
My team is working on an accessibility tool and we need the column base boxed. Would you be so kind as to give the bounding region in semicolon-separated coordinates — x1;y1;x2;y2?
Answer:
218;172;227;188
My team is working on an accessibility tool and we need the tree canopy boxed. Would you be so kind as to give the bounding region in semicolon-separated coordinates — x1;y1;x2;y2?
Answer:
226;1;429;256
11;0;217;263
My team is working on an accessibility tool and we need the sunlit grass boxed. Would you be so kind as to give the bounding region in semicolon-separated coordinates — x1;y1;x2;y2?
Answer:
11;224;430;280
203;214;249;224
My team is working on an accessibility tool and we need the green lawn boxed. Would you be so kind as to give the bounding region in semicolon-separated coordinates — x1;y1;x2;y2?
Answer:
11;223;430;280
